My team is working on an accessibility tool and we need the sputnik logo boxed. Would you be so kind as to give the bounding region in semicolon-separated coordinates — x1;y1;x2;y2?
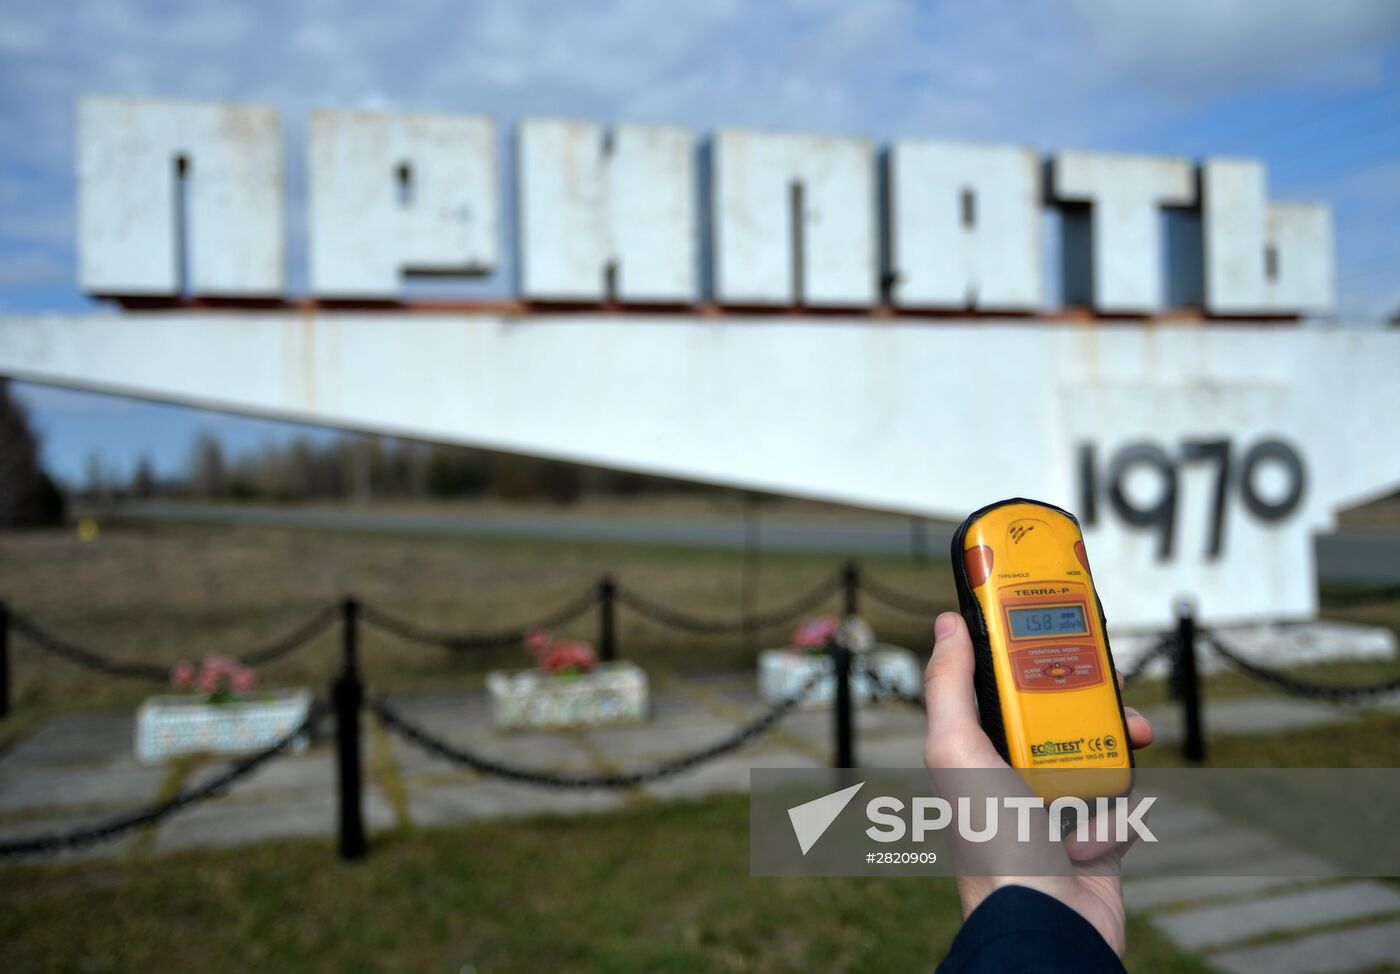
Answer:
787;781;865;855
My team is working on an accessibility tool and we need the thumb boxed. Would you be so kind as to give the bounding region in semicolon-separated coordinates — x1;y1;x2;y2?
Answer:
924;612;980;730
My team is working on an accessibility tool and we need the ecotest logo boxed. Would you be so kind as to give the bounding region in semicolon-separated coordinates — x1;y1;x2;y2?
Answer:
786;781;1156;855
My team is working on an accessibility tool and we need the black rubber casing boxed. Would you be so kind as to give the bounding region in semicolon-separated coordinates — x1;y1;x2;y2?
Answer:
950;496;1134;772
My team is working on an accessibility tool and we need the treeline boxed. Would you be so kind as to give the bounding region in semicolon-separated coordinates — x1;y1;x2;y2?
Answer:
108;432;703;505
0;379;65;526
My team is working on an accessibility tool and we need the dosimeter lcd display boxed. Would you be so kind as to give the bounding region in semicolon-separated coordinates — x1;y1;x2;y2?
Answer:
1007;604;1087;639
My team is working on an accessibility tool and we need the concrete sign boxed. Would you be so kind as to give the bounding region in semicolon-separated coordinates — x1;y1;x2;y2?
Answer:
75;97;1334;314
6;96;1387;632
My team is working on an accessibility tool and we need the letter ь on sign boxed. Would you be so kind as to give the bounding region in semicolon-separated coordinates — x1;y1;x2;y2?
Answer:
518;119;697;303
712;130;877;308
1201;159;1334;316
77;97;284;297
308;110;498;297
1053;151;1195;315
886;140;1042;311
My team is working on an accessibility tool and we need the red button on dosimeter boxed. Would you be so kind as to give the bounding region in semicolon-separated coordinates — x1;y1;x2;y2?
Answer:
965;545;994;587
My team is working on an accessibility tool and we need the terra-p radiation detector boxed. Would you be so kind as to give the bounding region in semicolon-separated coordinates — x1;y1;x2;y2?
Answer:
952;498;1133;793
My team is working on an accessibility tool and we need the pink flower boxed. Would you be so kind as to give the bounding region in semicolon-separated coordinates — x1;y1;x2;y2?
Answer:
170;660;196;689
524;628;553;658
791;615;840;650
228;666;256;694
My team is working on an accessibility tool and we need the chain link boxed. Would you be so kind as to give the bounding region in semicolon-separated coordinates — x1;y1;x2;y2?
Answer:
8;615;170;680
238;605;339;666
371;670;822;788
0;701;322;859
9;608;338;681
615;572;842;636
1119;635;1175;689
858;574;942;617
1201;630;1400;702
358;588;599;651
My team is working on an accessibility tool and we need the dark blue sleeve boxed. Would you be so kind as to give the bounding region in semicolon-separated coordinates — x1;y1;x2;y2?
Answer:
936;885;1127;974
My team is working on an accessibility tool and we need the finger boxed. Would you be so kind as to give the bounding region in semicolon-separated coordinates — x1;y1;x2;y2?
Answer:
1117;669;1124;692
1064;792;1153;863
924;612;980;730
1124;706;1154;749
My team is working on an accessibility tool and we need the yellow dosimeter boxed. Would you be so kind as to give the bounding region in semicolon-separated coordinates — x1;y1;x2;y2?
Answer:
952;498;1133;797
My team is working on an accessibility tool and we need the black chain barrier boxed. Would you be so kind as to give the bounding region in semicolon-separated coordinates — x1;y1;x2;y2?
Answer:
857;574;942;617
358;588;600;652
615;572;843;636
371;671;822;789
8;607;338;681
0;701;322;859
1119;635;1176;689
1201;629;1400;702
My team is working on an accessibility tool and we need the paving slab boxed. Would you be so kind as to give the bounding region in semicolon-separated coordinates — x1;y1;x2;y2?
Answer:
408;778;627;825
181;748;341;800
388;726;597;778
0;761;168;815
581;718;755;761
153;786;396;852
1152;880;1400;950
1124;826;1285;878
641;745;824;801
1132;802;1228;842
851;731;926;769
1210;918;1400;974
1142;697;1364;746
0;713;134;768
1124;868;1326;912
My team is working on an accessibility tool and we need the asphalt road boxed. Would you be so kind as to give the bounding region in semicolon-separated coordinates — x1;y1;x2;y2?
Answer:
112;501;1400;584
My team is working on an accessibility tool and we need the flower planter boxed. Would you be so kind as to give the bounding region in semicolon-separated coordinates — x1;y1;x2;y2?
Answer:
757;647;923;708
135;688;313;764
487;661;649;730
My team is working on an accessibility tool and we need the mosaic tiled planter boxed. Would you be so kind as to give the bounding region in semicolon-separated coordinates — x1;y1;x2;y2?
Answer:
757;647;923;708
135;688;313;764
487;662;649;730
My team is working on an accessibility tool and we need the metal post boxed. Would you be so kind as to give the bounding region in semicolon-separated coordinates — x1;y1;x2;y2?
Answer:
831;635;856;772
333;596;367;860
842;561;860;618
0;601;9;720
598;575;617;663
1174;600;1206;763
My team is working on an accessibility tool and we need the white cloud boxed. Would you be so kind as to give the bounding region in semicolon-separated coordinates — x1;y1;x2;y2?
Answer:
1063;0;1400;101
0;0;1396;316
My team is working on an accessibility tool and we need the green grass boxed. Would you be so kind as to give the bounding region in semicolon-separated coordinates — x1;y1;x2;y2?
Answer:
0;793;1211;974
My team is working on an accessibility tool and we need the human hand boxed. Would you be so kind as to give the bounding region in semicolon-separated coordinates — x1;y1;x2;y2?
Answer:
922;611;1154;957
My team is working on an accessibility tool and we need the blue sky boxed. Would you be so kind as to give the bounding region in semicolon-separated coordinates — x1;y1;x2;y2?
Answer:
2;0;1398;484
